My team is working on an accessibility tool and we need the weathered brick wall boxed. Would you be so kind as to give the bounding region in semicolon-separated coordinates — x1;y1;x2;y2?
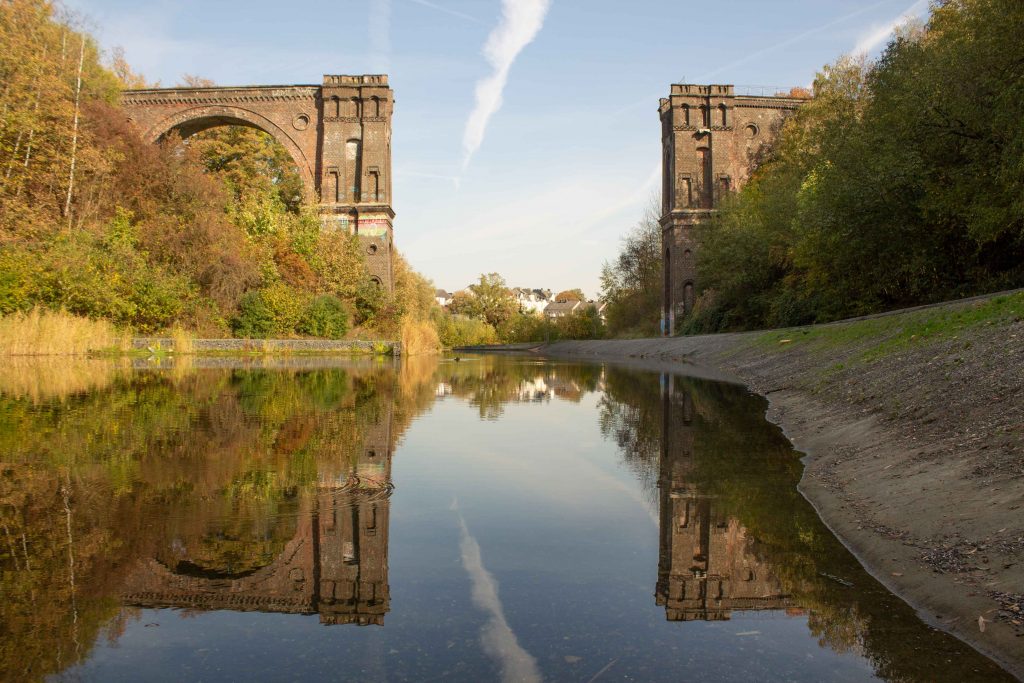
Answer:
659;85;803;332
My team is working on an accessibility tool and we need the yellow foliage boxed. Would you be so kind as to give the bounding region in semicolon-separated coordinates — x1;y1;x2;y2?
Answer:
0;308;128;356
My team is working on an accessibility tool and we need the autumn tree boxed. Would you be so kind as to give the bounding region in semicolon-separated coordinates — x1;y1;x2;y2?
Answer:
554;288;585;302
600;195;663;336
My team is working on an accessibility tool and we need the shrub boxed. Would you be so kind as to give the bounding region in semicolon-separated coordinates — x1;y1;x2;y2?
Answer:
232;292;275;338
260;282;307;335
433;312;498;348
297;295;349;339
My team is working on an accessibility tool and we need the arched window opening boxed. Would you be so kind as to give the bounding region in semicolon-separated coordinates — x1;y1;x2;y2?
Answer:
682;103;690;126
683;281;695;316
662;148;672;213
697;147;712;208
346;139;362;202
331;96;340;117
371;96;381;117
718;103;728;127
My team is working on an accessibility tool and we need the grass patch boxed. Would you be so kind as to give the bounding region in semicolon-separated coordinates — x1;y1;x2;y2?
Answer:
0;308;129;356
753;292;1024;363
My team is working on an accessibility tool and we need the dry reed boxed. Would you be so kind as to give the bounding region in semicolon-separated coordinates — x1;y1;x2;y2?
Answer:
0;308;129;356
170;325;195;354
400;318;441;355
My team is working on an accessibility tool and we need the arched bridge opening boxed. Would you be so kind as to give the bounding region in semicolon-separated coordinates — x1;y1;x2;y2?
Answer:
122;75;395;291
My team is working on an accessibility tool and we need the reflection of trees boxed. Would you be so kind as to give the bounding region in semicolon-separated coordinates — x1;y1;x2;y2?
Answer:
598;368;1013;682
440;357;603;419
0;358;439;681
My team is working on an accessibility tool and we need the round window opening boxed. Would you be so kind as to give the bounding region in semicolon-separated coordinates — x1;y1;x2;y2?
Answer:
745;123;759;139
370;276;383;287
293;113;310;131
367;243;378;255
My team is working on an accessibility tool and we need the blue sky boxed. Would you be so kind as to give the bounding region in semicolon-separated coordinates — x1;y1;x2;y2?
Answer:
66;0;928;296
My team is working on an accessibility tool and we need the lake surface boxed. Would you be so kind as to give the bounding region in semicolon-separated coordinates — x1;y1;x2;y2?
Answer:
0;354;1013;682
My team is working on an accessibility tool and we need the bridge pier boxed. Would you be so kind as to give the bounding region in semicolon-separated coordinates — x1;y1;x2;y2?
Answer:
658;84;803;334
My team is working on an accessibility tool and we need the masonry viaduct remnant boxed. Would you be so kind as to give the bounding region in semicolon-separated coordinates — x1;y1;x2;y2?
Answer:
659;85;803;334
122;75;395;290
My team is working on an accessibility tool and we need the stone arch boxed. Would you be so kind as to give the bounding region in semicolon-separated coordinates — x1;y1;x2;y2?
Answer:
144;104;315;199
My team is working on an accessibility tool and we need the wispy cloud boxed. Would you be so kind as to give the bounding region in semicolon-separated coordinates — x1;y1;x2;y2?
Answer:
699;0;895;82
395;168;463;190
370;0;392;72
462;0;551;169
852;0;928;57
454;502;542;683
406;0;486;25
610;0;896;120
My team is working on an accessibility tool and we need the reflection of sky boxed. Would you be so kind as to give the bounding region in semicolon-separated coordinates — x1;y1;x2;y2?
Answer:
65;381;879;682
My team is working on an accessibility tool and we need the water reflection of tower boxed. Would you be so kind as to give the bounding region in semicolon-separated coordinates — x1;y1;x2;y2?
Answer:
317;400;393;625
655;374;790;621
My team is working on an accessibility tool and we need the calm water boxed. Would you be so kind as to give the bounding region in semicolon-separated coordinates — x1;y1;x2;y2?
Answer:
0;354;1013;682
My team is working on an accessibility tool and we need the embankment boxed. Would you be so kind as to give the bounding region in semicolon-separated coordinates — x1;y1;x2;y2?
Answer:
546;292;1024;676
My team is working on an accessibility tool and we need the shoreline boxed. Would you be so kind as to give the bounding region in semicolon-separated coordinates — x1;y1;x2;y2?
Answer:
481;293;1024;678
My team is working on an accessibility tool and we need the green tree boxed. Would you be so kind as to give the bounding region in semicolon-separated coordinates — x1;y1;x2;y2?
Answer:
447;273;520;329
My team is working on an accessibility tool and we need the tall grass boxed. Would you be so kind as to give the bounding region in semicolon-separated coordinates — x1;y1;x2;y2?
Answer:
0;308;128;356
400;318;441;355
170;325;195;354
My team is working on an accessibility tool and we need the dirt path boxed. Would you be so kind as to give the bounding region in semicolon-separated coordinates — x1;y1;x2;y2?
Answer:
535;294;1024;677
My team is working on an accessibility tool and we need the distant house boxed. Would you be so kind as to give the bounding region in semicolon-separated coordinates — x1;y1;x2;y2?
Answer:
544;299;584;318
435;289;452;308
512;287;551;315
544;299;607;321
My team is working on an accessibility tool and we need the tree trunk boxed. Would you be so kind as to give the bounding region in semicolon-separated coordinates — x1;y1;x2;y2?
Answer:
62;33;84;225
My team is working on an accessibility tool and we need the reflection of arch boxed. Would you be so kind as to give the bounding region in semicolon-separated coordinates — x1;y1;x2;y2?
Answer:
145;105;315;198
121;487;393;625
